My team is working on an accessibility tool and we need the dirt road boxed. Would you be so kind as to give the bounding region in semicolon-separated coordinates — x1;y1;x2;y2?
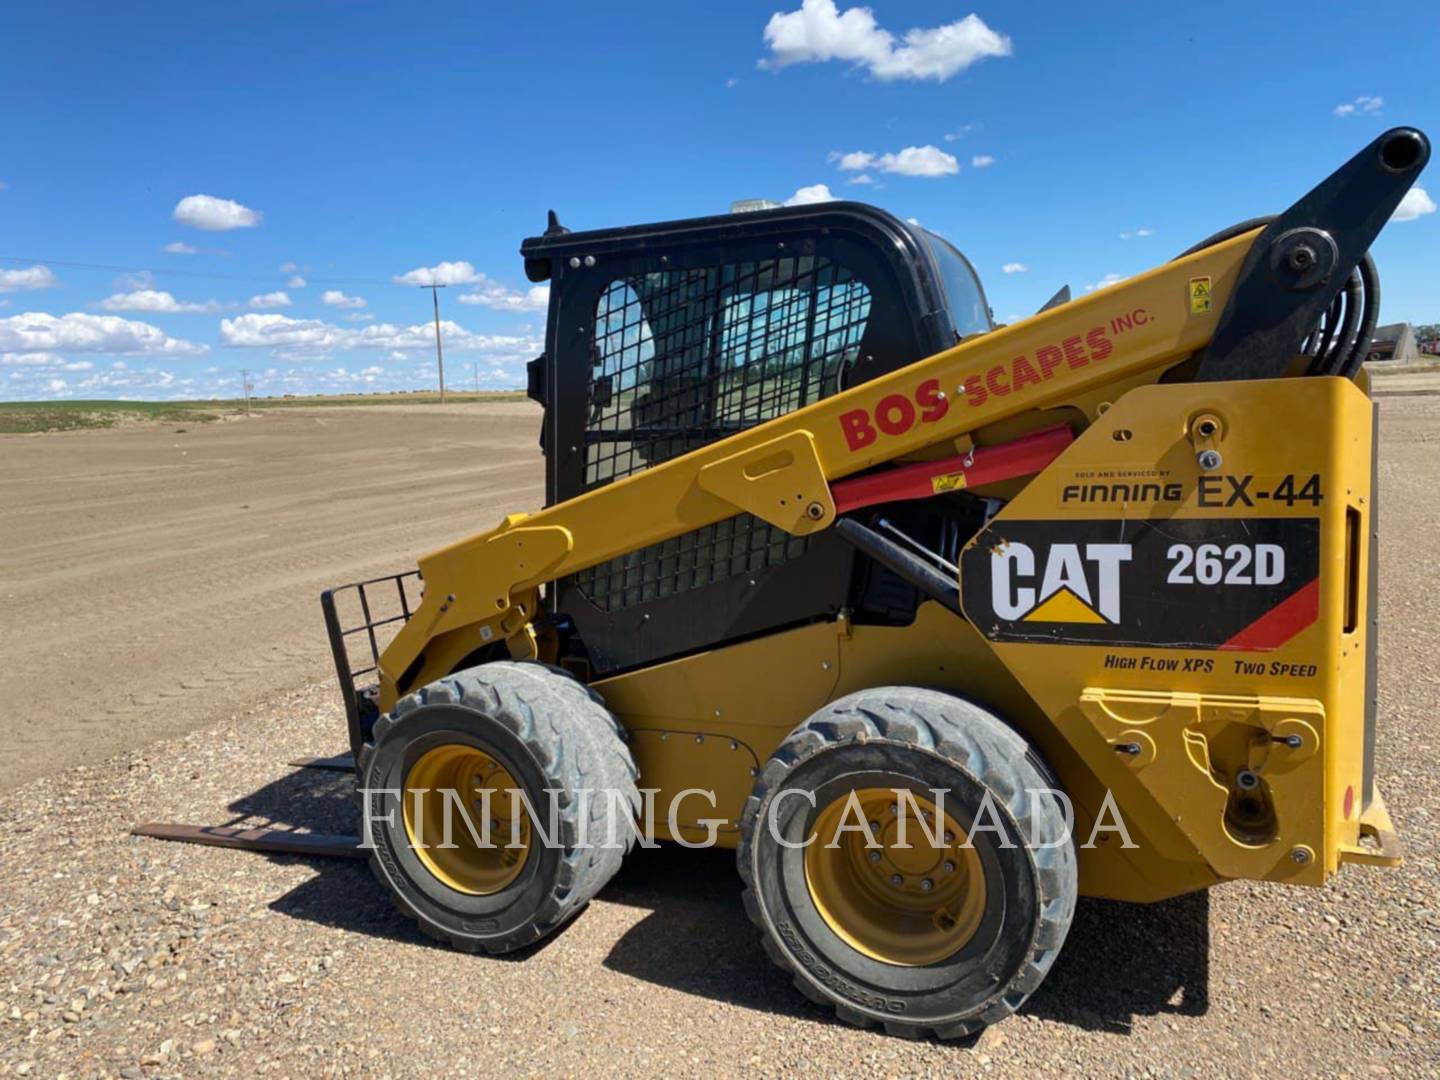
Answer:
0;402;544;788
0;391;1436;1077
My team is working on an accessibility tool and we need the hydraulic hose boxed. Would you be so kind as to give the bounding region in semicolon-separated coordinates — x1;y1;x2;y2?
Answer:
1174;215;1379;379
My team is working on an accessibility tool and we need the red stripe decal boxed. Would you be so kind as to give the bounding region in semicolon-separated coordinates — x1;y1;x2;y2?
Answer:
1219;577;1321;652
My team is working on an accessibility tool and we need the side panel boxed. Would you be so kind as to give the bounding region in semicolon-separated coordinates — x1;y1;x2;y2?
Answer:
958;376;1374;887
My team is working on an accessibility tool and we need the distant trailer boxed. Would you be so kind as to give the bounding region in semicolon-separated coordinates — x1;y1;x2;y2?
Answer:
1368;321;1420;362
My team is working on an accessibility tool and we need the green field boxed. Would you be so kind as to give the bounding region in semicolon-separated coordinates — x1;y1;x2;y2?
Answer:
0;390;529;434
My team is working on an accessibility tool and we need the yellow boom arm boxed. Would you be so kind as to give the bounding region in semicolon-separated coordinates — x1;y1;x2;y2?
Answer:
376;229;1257;708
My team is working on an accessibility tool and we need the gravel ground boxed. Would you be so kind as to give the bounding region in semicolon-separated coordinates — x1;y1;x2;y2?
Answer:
2;396;1438;1078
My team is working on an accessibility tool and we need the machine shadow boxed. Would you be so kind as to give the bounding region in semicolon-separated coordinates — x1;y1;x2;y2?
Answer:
222;764;1210;1031
220;759;569;960
598;845;1212;1036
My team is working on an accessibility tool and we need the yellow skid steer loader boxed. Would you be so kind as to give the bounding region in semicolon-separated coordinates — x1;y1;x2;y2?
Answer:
321;127;1426;1037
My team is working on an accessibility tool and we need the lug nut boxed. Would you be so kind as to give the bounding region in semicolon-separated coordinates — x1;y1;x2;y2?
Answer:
890;874;904;887
920;878;934;892
943;831;954;844
943;860;956;873
867;850;882;864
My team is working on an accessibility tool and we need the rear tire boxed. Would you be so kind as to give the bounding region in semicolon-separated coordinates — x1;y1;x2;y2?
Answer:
738;687;1077;1038
359;661;639;954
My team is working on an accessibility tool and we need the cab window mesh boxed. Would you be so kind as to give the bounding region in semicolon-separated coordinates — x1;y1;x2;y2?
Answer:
573;255;870;613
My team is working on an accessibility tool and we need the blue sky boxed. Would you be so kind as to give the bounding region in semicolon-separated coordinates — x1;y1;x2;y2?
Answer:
2;1;1436;401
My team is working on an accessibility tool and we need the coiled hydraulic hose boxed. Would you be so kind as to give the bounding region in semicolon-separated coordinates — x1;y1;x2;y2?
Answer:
1175;216;1379;379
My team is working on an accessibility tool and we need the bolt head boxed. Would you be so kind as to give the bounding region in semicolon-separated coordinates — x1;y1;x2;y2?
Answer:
1197;449;1223;471
1290;847;1312;865
943;831;955;844
889;874;904;887
1287;245;1317;271
867;850;882;864
942;860;956;873
920;878;934;892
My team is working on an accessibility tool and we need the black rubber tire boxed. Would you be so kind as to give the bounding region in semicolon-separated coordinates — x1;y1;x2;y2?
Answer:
358;660;640;954
737;687;1077;1039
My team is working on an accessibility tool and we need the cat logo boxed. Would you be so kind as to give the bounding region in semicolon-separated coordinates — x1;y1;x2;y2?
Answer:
990;541;1132;625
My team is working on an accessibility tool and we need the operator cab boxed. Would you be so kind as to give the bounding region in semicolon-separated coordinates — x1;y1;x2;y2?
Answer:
520;201;993;676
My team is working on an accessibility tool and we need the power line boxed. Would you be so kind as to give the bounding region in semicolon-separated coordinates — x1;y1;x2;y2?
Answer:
0;254;396;288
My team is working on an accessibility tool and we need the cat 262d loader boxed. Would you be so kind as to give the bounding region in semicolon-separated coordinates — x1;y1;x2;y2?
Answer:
321;127;1427;1037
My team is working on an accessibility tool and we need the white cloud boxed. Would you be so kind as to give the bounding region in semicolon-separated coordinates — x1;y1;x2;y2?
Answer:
1119;228;1154;240
1002;262;1028;274
392;260;483;287
784;183;837;206
456;279;550;312
279;261;299;273
0;265;60;293
1085;273;1126;292
831;144;958;177
172;194;263;231
761;1;1011;82
286;275;306;289
162;241;198;255
971;154;995;168
2;351;68;366
725;77;739;89
846;173;875;185
942;124;975;143
322;290;367;309
0;311;207;356
346;311;376;322
1391;186;1436;222
1334;95;1383;118
833;150;875;171
248;291;293;309
218;312;539;362
97;289;221;314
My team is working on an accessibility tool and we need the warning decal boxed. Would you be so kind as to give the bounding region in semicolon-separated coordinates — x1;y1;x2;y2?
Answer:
931;471;968;494
959;517;1321;650
1189;276;1213;315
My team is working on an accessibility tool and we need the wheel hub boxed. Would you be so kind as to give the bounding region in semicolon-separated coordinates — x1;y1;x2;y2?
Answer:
804;787;986;966
403;743;531;895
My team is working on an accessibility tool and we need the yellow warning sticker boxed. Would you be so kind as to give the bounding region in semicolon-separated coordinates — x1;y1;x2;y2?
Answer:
931;471;968;494
1189;276;1212;315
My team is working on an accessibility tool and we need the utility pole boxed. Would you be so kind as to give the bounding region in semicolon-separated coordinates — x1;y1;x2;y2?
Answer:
239;368;252;416
422;283;448;403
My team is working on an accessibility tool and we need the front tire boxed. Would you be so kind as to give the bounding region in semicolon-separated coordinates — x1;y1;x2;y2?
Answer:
738;687;1077;1039
359;661;639;954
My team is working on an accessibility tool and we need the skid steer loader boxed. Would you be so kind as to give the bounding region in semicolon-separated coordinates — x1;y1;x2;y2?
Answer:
321;128;1426;1037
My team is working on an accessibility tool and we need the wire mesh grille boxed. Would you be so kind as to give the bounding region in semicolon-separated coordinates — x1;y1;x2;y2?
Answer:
572;255;871;612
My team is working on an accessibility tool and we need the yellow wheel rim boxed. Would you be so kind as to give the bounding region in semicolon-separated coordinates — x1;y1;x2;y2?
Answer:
804;787;987;966
403;744;531;895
